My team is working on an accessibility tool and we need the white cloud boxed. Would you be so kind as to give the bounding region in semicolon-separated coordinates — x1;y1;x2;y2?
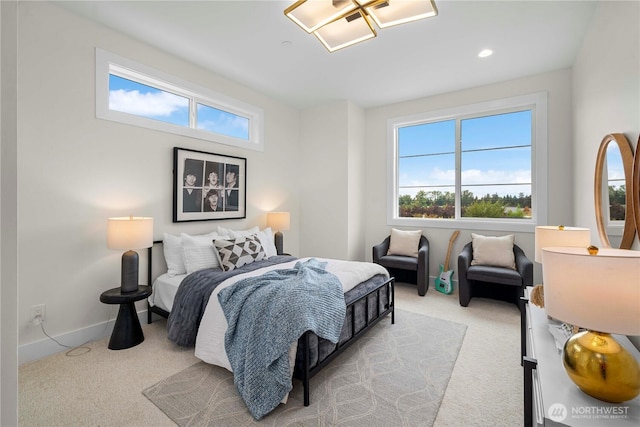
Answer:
400;168;531;197
109;89;188;117
198;114;248;137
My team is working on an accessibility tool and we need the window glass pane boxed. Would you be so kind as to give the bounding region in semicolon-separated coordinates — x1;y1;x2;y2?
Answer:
461;147;531;186
461;110;531;150
398;120;455;156
398;120;455;219
461;184;532;218
606;144;625;221
109;74;189;126
197;103;250;141
399;187;456;219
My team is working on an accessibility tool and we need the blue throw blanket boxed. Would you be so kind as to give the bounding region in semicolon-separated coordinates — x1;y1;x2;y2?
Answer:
217;258;346;420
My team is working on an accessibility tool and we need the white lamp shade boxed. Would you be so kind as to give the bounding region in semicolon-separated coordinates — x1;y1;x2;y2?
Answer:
267;212;291;231
107;217;154;250
534;226;590;263
542;247;640;335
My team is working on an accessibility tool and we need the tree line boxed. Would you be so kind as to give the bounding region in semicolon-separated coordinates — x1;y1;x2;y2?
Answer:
399;190;531;218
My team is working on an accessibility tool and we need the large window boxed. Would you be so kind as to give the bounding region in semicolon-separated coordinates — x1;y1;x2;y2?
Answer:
96;49;264;151
388;93;547;231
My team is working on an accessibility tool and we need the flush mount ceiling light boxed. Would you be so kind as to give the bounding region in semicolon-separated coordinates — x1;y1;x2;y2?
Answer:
285;0;438;53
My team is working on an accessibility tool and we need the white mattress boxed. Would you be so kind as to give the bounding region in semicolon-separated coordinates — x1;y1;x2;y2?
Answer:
149;273;186;313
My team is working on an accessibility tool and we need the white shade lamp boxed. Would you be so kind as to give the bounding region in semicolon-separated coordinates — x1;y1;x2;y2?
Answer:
267;212;290;255
542;246;640;403
534;225;591;263
107;217;154;293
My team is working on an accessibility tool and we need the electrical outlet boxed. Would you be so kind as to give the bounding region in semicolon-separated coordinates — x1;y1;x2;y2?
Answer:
31;304;46;326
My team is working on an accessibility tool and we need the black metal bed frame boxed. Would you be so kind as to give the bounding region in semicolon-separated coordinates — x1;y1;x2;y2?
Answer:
145;240;395;406
295;276;394;406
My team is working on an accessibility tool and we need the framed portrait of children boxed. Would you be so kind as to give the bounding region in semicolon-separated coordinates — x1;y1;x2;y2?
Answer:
173;147;246;222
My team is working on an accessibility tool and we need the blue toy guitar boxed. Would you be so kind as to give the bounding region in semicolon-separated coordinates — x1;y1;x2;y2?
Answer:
435;230;460;295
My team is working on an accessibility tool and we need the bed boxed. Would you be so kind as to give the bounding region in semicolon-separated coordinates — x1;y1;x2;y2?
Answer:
146;228;394;419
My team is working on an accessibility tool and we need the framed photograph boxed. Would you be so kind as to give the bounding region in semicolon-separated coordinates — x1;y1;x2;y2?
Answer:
173;147;246;222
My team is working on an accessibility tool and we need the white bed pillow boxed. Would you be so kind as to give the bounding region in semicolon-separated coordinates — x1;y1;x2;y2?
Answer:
254;227;278;258
387;228;422;258
217;225;260;238
181;232;223;274
214;235;266;272
163;233;187;277
471;233;516;269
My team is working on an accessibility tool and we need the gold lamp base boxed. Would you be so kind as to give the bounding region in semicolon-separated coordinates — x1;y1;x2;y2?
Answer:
563;330;640;403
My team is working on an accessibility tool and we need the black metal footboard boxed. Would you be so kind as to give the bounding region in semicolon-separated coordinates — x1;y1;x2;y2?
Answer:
294;276;395;406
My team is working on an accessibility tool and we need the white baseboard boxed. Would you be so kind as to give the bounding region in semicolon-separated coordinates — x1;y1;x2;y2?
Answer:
18;309;149;365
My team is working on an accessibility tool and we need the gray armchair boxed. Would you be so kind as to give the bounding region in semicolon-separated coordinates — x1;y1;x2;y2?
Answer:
458;242;533;308
373;235;429;296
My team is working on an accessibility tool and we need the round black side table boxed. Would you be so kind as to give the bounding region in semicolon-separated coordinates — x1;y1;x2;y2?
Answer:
99;285;151;350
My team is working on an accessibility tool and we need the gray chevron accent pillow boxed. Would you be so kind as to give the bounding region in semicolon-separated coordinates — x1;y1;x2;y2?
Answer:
213;235;266;272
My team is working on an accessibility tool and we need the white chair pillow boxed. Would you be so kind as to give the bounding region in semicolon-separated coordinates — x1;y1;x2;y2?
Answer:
387;228;422;258
470;233;516;269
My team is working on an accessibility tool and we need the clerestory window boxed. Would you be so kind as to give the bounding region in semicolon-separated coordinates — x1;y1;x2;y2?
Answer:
96;49;264;151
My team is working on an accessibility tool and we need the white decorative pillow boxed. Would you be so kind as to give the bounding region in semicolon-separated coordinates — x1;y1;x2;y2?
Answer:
471;233;516;269
217;225;260;238
181;232;222;274
163;233;186;277
255;227;278;258
387;228;422;258
214;235;266;272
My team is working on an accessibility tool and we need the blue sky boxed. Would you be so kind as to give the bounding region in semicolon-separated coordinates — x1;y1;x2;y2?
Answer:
398;110;532;199
109;75;249;140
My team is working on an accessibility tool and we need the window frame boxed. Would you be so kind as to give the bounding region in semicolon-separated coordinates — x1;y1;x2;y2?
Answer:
96;48;264;151
387;92;548;232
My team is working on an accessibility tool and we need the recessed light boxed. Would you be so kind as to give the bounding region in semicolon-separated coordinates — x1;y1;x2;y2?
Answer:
281;40;293;48
478;49;493;58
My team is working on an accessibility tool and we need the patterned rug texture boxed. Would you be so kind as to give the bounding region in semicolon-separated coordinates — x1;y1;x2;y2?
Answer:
143;309;467;426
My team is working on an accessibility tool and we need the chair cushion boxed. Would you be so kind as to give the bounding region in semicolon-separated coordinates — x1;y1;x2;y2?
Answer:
375;255;419;271
387;228;422;257
467;265;522;287
470;233;516;269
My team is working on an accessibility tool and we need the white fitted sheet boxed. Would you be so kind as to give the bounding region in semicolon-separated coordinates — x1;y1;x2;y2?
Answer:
149;273;186;313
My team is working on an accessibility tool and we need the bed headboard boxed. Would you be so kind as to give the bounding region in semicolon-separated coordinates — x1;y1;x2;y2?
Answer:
148;240;166;285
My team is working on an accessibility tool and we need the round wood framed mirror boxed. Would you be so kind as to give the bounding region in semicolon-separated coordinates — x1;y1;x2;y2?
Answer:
594;133;635;249
633;136;640;239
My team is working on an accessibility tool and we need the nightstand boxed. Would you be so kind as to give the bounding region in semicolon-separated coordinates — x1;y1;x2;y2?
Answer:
100;285;151;350
521;287;640;426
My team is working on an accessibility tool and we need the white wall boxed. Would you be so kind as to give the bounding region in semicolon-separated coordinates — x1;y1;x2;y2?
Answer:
572;0;639;348
1;1;19;424
363;69;575;285
572;0;639;249
17;1;300;361
347;101;366;260
299;101;350;258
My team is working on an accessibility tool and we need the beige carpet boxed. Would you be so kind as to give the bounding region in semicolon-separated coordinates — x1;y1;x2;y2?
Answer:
143;310;466;426
19;283;523;426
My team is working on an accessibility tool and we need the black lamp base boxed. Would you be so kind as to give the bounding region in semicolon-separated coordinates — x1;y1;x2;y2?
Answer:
121;250;139;293
274;231;284;255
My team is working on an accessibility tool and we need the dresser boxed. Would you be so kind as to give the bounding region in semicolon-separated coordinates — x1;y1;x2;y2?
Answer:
521;288;640;426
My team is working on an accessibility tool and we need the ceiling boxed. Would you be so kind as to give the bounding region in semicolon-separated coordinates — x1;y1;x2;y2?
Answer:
54;0;598;110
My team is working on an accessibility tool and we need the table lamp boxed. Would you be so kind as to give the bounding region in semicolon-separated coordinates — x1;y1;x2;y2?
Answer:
534;225;591;263
107;216;154;293
541;246;640;403
267;212;290;255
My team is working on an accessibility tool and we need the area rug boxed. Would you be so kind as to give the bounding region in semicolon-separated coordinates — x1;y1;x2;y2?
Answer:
143;309;467;426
